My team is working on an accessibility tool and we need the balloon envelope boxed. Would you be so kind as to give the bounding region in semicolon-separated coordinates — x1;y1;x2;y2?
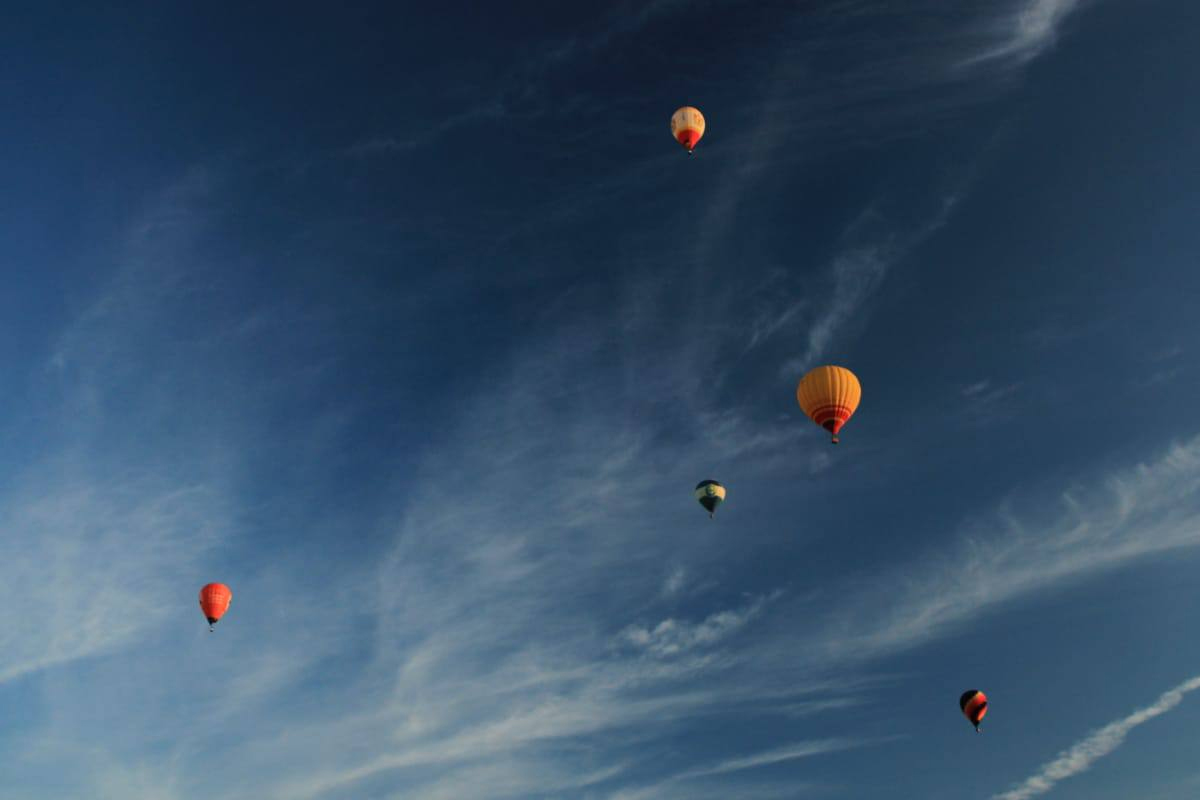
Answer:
671;106;705;152
960;689;988;730
199;582;233;626
797;366;861;444
694;479;726;516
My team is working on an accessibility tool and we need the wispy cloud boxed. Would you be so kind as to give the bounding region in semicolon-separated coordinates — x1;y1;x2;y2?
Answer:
962;379;1022;406
0;172;235;688
677;738;870;780
992;673;1200;800
2;169;375;798
343;102;504;158
960;379;1023;424
700;0;1087;373
789;245;892;371
962;380;993;397
530;0;710;72
342;0;704;158
0;478;224;686
608;738;872;800
610;780;820;800
343;136;416;158
662;566;688;597
1155;344;1184;362
620;594;775;658
778;192;962;375
962;0;1084;69
820;434;1200;661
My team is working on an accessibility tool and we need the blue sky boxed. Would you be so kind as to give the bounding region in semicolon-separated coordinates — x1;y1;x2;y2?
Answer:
1;0;1199;797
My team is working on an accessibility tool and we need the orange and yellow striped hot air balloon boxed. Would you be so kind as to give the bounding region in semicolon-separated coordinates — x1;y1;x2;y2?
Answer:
670;106;705;153
797;366;861;444
960;689;988;732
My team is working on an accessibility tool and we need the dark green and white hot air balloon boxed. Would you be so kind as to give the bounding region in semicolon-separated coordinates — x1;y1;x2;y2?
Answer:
694;480;726;519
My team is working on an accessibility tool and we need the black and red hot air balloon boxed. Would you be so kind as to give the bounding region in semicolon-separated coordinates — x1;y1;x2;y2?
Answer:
960;689;988;732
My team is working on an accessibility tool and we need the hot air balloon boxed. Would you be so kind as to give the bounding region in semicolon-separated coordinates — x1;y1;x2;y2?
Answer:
797;365;861;444
960;689;988;732
671;106;705;153
199;583;232;631
694;479;725;519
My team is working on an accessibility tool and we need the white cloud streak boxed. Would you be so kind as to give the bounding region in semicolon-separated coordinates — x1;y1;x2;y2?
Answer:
779;192;962;375
964;0;1083;68
709;0;1086;372
677;738;868;780
0;478;224;686
992;674;1200;800
620;595;774;658
819;435;1200;662
606;739;872;800
1;169;373;799
0;171;236;688
662;566;687;597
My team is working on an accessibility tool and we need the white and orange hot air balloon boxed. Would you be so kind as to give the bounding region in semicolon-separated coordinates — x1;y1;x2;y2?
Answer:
670;106;705;153
199;582;233;631
797;366;862;444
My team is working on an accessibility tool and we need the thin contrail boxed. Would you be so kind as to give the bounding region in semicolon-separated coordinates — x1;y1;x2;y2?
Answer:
992;674;1200;800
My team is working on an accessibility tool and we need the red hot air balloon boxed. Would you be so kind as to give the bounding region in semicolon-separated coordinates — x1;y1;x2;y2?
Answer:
199;583;232;631
960;689;988;732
